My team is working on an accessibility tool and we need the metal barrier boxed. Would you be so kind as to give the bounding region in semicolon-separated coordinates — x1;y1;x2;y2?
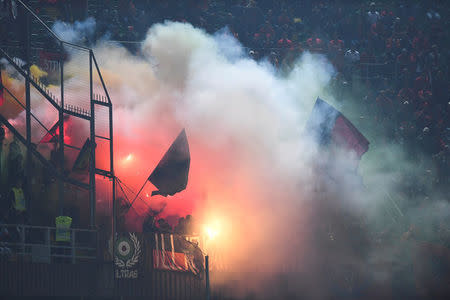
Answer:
0;224;97;264
0;0;115;227
352;61;396;82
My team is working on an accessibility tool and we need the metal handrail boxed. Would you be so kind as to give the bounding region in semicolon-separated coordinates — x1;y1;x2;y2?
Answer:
91;53;112;105
0;223;98;263
14;0;110;103
0;48;61;107
0;223;97;233
0;242;96;251
1;0;114;229
2;85;55;139
357;62;391;67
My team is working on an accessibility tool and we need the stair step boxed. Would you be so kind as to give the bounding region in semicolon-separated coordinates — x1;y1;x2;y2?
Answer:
2;49;91;119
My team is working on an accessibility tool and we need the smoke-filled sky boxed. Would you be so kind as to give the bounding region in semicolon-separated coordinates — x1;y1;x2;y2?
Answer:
2;18;448;298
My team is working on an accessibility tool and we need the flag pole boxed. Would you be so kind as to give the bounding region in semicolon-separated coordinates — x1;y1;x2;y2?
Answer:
205;255;210;300
128;177;148;209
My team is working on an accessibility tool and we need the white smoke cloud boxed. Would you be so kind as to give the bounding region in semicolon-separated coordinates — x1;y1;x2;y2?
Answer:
89;22;340;293
44;22;446;297
52;17;96;45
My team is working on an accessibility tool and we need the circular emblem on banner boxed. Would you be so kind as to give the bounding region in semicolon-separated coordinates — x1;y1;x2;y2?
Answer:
116;236;134;261
114;233;141;269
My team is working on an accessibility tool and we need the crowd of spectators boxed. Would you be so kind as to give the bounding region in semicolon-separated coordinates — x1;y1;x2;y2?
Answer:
24;1;449;187
11;0;445;212
141;211;197;236
2;0;449;216
3;1;450;204
0;124;28;255
95;0;449;191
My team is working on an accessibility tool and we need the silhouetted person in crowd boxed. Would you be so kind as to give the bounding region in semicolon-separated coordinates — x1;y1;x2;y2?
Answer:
174;216;186;234
7;135;23;188
157;218;172;233
8;176;27;225
142;213;157;233
185;214;197;235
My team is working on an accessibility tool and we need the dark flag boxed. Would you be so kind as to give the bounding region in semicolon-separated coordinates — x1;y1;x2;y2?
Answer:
306;98;369;159
40;115;70;143
148;129;190;197
72;138;91;172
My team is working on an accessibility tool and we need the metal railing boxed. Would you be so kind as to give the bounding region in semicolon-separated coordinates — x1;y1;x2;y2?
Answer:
353;61;396;81
1;1;112;108
0;0;115;226
0;223;97;264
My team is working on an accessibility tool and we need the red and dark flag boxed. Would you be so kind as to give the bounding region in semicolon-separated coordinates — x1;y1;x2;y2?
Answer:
305;98;369;160
331;114;370;158
148;129;190;197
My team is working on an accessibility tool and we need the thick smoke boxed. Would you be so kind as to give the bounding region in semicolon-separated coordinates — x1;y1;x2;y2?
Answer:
52;17;96;45
3;20;449;299
89;22;357;296
102;25;329;216
90;21;450;298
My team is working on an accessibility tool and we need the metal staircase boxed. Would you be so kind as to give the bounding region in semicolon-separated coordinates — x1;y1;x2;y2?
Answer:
0;0;114;227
